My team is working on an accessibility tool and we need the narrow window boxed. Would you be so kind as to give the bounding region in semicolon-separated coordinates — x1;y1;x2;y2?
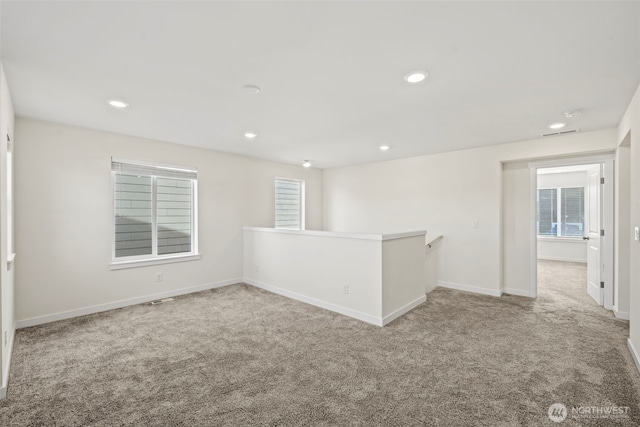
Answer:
275;178;305;230
112;159;198;267
6;133;14;257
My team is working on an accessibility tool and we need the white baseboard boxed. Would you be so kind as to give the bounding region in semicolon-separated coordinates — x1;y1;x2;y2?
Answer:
437;281;502;297
537;256;587;263
382;295;426;326
244;278;384;326
0;321;16;400
502;288;534;298
628;339;640;374
16;278;241;329
614;309;630;320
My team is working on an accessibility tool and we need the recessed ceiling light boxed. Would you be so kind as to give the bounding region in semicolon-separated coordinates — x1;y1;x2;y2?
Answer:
379;145;390;151
548;122;567;130
404;70;428;84
108;99;129;108
302;160;311;168
243;85;261;94
244;132;257;139
564;110;582;118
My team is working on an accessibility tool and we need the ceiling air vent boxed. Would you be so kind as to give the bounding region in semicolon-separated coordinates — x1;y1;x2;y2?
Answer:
542;129;579;138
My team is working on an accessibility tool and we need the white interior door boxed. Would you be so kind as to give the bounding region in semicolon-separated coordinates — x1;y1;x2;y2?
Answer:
586;166;603;305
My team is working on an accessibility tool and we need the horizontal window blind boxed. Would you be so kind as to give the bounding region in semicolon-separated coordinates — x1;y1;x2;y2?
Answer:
536;186;585;237
112;159;197;180
157;177;192;255
537;188;557;236
275;178;303;230
114;174;153;257
560;187;584;237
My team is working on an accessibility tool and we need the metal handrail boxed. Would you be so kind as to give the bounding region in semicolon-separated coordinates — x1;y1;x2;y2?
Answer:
426;235;443;248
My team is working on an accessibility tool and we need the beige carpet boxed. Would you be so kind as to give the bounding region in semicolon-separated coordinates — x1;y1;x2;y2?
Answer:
0;260;638;426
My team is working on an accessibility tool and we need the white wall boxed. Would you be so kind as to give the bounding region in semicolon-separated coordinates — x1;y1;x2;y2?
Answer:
243;229;383;321
0;65;16;396
619;83;640;362
502;161;531;296
536;170;589;263
615;141;630;318
243;228;426;325
538;170;588;188
14;118;323;324
324;129;618;297
381;236;425;318
537;240;587;263
424;238;441;293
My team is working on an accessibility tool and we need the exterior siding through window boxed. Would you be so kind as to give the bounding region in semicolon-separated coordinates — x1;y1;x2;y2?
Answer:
112;159;197;263
275;178;303;230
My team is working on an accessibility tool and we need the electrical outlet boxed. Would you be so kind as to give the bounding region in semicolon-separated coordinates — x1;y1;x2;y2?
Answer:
255;265;260;273
4;331;7;347
472;220;480;229
635;227;639;242
156;272;163;283
343;284;349;294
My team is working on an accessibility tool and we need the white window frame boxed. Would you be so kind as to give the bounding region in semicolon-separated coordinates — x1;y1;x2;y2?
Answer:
275;177;305;230
6;132;15;266
110;158;199;270
536;186;586;239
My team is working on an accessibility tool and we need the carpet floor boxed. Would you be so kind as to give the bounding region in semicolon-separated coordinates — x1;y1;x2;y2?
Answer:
1;260;638;426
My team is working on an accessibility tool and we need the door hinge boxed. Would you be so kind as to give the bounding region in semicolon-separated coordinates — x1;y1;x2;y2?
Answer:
601;229;605;237
600;177;605;184
600;281;605;288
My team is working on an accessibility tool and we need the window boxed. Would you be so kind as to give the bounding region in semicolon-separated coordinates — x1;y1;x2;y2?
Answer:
537;188;557;236
111;159;198;268
6;133;14;260
537;187;585;237
275;178;305;230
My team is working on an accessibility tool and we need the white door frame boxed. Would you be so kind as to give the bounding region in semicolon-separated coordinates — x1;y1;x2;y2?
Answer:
602;159;614;310
528;153;615;302
586;164;603;305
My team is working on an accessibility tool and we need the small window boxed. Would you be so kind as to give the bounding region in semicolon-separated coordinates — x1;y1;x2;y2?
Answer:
537;187;584;237
7;133;14;258
111;159;198;268
275;178;305;230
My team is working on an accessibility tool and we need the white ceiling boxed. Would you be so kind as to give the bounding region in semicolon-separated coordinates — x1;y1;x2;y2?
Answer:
2;1;639;169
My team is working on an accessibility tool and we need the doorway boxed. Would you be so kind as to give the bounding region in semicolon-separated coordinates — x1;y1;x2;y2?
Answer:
530;157;614;310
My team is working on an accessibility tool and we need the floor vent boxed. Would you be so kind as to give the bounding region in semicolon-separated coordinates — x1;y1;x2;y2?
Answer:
150;298;174;305
542;129;579;138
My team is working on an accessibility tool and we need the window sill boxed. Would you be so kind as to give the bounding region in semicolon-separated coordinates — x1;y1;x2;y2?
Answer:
110;254;200;270
537;237;585;243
